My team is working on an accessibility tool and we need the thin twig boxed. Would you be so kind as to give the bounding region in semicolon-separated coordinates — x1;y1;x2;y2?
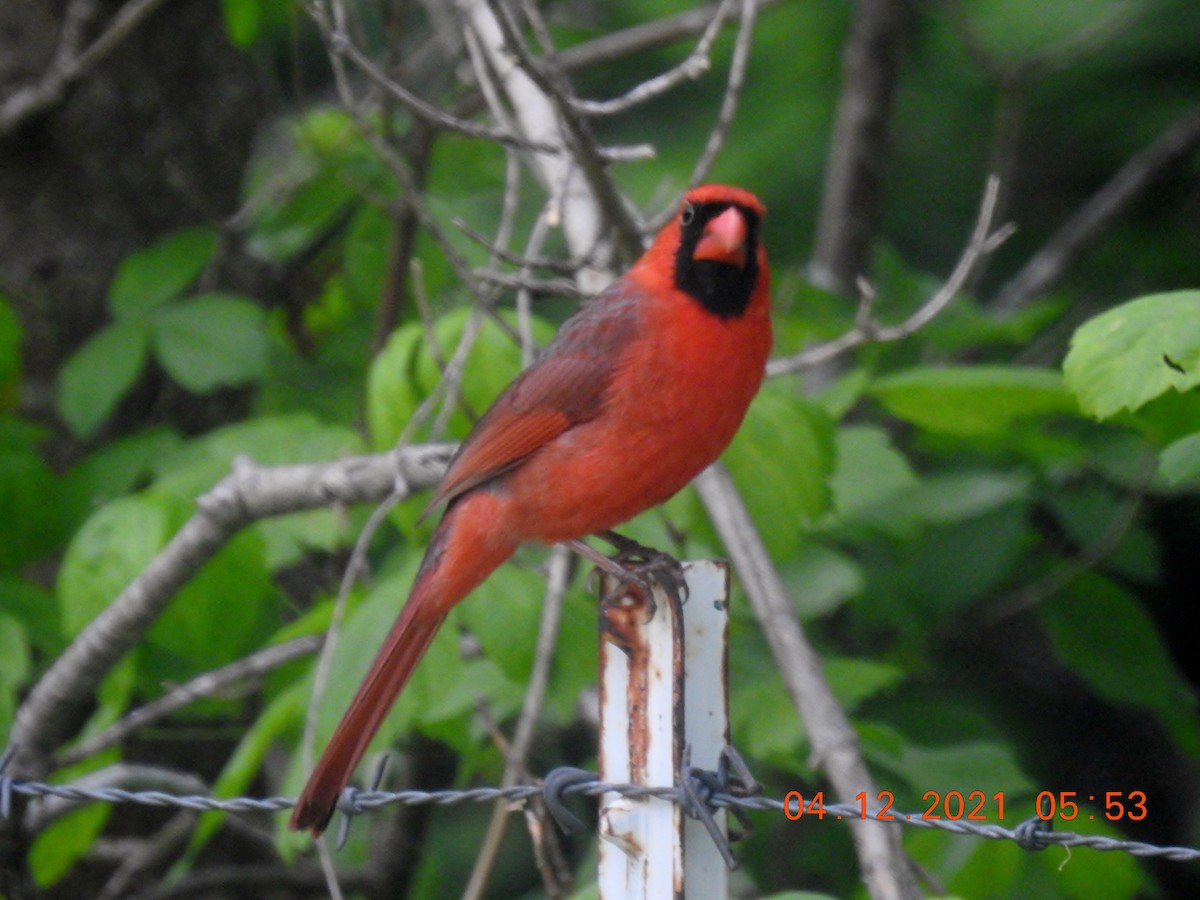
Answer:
642;0;759;232
557;0;784;75
984;452;1156;624
514;208;556;367
573;0;736;116
302;0;560;153
0;0;180;136
452;219;581;275
479;0;644;262
125;864;375;900
993;104;1200;312
462;546;573;900
307;0;496;310
472;271;589;297
809;0;916;295
9;446;455;779
685;0;759;193
768;175;1014;376
98;808;198;900
300;488;407;786
695;464;921;900
56;636;323;768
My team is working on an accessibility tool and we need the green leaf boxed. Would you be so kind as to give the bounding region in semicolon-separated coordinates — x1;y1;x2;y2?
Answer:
907;503;1030;617
0;612;30;736
344;203;394;309
963;0;1132;65
241;108;382;263
871;366;1076;435
151;293;268;392
365;321;426;451
924;293;1066;351
543;584;600;723
828;425;918;521
730;647;901;767
889;740;1034;799
29;803;111;887
57;320;149;439
221;0;260;46
1160;431;1200;486
71;655;138;750
1041;575;1200;755
146;414;363;569
824;657;905;709
0;574;60;658
367;308;555;451
0;293;20;404
304;562;451;752
853;470;1032;536
57;494;174;637
908;811;1142;899
109;226;218;320
458;560;547;684
62;427;183;509
172;412;362;471
202;680;310;856
143;527;273;684
724;387;836;557
779;542;863;619
1063;290;1200;419
410;308;557;439
730;674;803;766
0;421;65;570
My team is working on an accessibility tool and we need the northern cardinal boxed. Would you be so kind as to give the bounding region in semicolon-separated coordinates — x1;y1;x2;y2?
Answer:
291;184;771;833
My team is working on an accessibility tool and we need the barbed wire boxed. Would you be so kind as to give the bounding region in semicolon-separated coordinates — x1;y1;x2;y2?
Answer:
3;746;1199;867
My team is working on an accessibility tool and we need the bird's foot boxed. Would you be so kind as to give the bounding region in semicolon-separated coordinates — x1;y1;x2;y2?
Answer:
598;531;689;606
567;532;688;617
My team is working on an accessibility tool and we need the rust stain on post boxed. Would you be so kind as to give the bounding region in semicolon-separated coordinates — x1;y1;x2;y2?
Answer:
600;588;653;784
599;578;687;899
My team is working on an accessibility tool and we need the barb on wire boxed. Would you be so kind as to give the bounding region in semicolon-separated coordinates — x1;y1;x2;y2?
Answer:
678;745;763;869
5;748;1200;866
540;767;596;835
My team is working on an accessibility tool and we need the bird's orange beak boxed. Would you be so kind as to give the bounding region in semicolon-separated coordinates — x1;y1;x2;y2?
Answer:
692;206;747;267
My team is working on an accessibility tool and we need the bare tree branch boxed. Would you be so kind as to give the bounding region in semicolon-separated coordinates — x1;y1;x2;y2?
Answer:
98;808;197;900
475;0;645;264
992;104;1200;312
125;863;376;900
770;175;1014;376
56;635;324;768
695;464;921;900
572;0;737;116
306;0;562;153
462;546;573;900
9;445;455;780
685;0;759;193
810;0;916;296
0;0;180;137
557;0;784;75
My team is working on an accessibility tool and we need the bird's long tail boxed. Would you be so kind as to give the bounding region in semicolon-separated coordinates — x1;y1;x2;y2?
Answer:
290;494;517;834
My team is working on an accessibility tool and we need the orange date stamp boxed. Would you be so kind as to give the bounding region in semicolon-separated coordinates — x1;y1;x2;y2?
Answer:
783;790;1148;823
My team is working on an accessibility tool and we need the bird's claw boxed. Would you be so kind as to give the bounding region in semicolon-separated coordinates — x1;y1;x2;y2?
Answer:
598;536;688;611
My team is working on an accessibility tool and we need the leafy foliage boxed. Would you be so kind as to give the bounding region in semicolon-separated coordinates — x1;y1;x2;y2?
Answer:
3;0;1199;898
56;227;269;439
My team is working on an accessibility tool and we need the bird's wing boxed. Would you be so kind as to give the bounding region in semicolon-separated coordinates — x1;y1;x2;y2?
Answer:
423;288;639;513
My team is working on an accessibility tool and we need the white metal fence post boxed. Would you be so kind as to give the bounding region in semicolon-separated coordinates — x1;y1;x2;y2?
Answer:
598;560;731;900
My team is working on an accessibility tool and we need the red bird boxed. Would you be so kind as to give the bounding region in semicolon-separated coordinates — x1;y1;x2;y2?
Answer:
291;184;771;833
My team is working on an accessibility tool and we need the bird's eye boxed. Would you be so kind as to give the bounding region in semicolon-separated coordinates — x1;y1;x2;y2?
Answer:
680;202;695;227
